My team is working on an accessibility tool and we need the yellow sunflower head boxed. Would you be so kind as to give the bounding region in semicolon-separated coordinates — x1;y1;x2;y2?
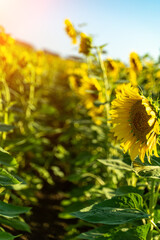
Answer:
79;33;92;56
64;19;77;44
69;75;84;94
156;70;160;79
81;77;104;109
68;63;88;95
110;83;159;163
0;26;14;46
128;68;138;86
105;58;119;81
130;52;142;72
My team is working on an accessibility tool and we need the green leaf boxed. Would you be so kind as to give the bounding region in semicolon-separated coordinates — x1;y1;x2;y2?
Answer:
0;124;14;132
99;43;108;49
150;156;160;166
71;193;149;225
94;101;107;107
154;209;160;223
98;159;132;171
0;149;17;166
78;225;113;240
0;216;30;232
0;201;31;218
133;157;160;179
90;193;144;210
78;224;150;240
115;186;143;196
112;224;150;240
0;231;19;240
135;166;160;179
0;169;20;186
31;163;54;185
40;103;58;115
72;208;148;225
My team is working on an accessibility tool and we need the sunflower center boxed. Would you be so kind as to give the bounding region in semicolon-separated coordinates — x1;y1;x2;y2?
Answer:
130;100;153;142
107;61;114;71
131;58;138;71
75;77;82;88
87;84;99;101
132;112;147;131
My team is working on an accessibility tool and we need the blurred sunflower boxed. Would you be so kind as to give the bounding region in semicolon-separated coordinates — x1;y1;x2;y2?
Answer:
130;52;142;72
81;77;104;109
128;68;137;86
110;83;159;163
0;26;14;46
69;75;84;95
68;63;88;94
156;70;160;79
79;33;92;56
105;58;120;81
64;19;77;44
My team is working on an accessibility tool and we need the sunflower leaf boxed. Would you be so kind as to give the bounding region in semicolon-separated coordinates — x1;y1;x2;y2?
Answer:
133;157;160;179
71;193;149;225
77;224;150;240
98;159;132;171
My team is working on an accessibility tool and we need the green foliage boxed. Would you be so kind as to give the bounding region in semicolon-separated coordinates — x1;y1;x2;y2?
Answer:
0;124;14;132
0;149;17;166
78;224;150;240
2;24;160;240
0;217;30;232
72;207;148;225
71;193;149;225
0;169;20;186
0;231;20;240
0;201;30;218
133;156;160;179
98;159;132;172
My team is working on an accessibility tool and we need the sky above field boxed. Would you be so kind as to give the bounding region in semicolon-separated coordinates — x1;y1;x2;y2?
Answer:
0;0;160;62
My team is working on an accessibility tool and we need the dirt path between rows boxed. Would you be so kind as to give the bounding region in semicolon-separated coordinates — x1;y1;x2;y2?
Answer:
19;179;75;240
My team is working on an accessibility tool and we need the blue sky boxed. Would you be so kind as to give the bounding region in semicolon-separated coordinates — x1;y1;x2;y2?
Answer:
0;0;160;63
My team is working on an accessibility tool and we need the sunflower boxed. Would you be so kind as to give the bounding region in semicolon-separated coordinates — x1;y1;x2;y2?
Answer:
110;83;159;163
64;19;77;44
69;75;85;95
80;77;104;109
68;63;88;95
79;33;92;56
105;58;120;82
128;68;137;86
130;52;142;72
0;26;14;46
79;77;105;124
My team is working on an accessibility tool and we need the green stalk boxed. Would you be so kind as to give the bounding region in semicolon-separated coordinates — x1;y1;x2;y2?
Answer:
149;220;160;235
96;47;110;122
1;79;10;143
147;179;157;240
26;70;35;118
86;55;92;76
0;92;3;120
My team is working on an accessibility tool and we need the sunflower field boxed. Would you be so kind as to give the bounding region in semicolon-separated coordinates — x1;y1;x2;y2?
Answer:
0;19;159;240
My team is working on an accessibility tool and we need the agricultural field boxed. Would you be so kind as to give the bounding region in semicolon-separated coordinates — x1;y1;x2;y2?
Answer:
0;19;160;240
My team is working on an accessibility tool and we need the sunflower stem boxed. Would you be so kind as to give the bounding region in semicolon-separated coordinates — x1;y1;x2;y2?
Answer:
26;69;35;119
147;179;157;240
86;55;92;76
96;47;110;122
1;77;10;145
149;220;160;235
